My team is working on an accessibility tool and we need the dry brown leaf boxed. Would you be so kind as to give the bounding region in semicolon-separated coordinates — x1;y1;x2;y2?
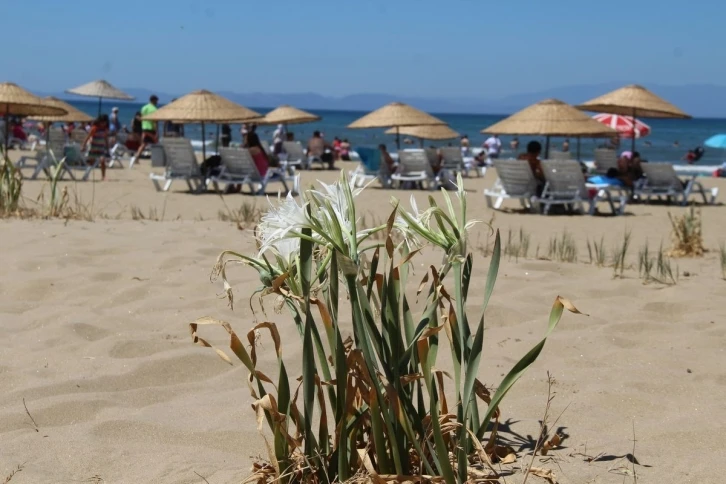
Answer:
529;467;558;484
556;296;588;316
540;433;562;456
490;444;517;464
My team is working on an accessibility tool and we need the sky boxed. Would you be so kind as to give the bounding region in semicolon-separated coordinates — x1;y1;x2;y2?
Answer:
5;0;726;99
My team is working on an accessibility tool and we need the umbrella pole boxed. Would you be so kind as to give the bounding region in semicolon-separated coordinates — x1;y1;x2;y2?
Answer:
201;122;207;161
98;96;102;117
577;137;581;161
215;123;220;154
419;137;424;148
545;136;550;159
396;126;400;150
3;108;8;156
631;109;636;153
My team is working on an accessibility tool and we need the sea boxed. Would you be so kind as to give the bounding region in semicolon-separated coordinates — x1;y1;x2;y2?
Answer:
64;100;726;166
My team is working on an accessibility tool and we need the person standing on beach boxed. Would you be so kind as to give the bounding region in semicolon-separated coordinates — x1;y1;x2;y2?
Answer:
562;139;570;152
484;134;502;159
272;124;285;155
510;137;519;153
221;123;231;147
461;135;470;155
132;95;159;164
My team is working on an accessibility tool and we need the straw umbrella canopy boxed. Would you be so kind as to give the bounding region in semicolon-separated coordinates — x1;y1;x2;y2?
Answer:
257;105;320;125
481;98;617;158
576;84;691;151
29;97;93;123
0;82;67;153
348;102;446;149
66;79;134;115
142;89;261;159
385;124;459;147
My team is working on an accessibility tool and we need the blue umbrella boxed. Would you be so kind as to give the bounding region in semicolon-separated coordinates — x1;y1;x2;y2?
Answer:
705;134;726;149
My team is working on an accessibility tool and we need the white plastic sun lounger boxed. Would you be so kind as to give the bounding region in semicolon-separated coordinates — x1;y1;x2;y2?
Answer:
538;160;627;215
282;141;312;170
637;163;718;205
484;159;538;211
150;138;205;192
594;148;618;174
392;150;436;190
210;147;298;195
29;130;75;181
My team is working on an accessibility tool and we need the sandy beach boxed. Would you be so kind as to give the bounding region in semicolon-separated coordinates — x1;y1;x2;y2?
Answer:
2;153;726;483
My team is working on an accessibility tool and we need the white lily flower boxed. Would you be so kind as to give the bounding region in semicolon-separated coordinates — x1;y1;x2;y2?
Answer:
257;192;310;258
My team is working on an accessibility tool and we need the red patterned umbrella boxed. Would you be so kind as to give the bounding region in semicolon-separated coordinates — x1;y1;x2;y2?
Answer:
592;113;651;139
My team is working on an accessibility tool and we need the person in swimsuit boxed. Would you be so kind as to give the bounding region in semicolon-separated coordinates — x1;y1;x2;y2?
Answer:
133;95;159;164
82;114;110;180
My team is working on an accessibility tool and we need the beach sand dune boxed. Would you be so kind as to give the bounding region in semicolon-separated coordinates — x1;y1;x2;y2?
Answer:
2;155;725;482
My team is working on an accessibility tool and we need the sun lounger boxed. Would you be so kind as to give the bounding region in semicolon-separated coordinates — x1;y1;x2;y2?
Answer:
282;141;313;170
63;143;101;181
392;150;436;190
149;138;205;192
484;159;538;211
29;130;75;181
637;163;718;205
594;148;618;174
548;150;571;160
350;146;392;188
108;132;131;168
209;147;298;195
538;160;627;215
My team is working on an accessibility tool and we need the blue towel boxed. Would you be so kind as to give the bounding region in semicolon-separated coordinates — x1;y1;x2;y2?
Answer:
588;175;624;186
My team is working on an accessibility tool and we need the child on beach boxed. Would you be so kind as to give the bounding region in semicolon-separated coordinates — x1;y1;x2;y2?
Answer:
82;114;109;181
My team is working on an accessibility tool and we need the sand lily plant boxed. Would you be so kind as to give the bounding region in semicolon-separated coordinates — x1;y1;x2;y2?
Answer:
191;172;582;484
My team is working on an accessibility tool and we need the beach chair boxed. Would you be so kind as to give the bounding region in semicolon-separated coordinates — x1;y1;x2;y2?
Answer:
63;143;101;181
282;141;313;169
209;147;298;195
439;146;480;177
637;163;718;205
484;159;538;211
108;132;131;168
538;160;627;215
29;131;75;181
392;150;436;189
349;147;392;188
149;138;205;192
549;150;571;160
594;148;618;174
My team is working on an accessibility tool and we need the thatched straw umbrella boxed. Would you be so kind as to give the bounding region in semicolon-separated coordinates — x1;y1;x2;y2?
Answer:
142;89;261;159
30;97;93;123
257;105;320;125
481;99;617;158
348;102;446;149
28;97;94;147
0;82;67;153
576;84;690;151
385;124;459;147
66;80;134;115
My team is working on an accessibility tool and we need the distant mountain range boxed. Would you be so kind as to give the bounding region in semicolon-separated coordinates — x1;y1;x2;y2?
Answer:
44;82;726;118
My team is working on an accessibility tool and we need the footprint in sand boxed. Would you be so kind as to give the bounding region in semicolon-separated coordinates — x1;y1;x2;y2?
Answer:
70;323;111;342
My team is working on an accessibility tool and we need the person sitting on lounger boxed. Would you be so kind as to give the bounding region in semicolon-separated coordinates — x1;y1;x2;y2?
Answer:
518;141;544;180
616;151;644;188
307;131;334;169
517;141;545;195
379;144;396;176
